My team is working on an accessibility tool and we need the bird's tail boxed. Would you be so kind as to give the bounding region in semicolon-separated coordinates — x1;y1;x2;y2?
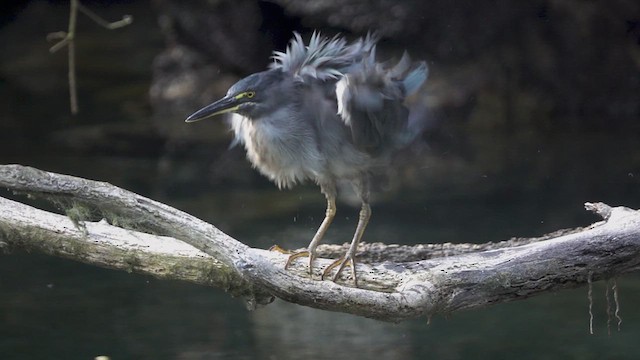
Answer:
402;61;428;96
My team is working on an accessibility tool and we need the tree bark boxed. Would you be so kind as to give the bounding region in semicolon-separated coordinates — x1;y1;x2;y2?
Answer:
0;164;638;322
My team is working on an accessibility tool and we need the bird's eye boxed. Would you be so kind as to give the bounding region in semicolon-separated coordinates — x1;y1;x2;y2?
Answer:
245;91;255;98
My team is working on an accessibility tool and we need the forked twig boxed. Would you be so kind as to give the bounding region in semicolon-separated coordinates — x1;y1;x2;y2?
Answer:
47;0;133;114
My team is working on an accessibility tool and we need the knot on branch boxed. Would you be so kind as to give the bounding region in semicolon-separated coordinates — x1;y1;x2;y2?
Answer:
585;202;613;220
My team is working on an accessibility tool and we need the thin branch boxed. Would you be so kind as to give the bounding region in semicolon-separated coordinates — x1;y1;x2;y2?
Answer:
77;2;133;30
68;26;78;114
47;31;71;53
48;0;79;113
46;0;132;114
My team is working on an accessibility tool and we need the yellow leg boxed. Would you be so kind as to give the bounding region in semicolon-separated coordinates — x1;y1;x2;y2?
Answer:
322;202;370;287
285;195;336;276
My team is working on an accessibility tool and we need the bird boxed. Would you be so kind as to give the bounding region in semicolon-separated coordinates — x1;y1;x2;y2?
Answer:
185;32;427;286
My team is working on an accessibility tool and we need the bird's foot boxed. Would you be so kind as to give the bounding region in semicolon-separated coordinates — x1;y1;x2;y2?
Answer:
268;244;291;254
322;254;358;287
284;250;316;276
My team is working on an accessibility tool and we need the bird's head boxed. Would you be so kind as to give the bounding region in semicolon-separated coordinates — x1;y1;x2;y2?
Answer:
185;69;287;122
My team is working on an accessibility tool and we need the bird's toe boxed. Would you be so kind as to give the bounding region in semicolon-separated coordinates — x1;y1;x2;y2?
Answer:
322;255;358;287
284;249;317;276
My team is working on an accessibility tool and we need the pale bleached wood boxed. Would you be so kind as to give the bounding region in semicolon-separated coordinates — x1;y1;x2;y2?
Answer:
1;164;639;322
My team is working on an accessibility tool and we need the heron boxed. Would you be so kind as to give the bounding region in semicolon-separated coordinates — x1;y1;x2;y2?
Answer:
186;32;427;286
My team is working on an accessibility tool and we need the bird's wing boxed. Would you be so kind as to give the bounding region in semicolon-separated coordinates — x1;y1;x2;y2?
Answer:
336;52;428;154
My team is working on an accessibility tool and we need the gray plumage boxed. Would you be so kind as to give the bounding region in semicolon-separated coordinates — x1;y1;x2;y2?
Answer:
186;32;427;286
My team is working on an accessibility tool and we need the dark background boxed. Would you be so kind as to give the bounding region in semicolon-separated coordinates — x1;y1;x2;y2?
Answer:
1;0;639;359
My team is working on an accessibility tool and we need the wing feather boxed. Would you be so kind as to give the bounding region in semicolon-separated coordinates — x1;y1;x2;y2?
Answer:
336;53;428;154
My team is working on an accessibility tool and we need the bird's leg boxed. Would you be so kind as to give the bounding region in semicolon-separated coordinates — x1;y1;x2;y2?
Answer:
322;177;370;287
285;186;337;276
322;202;370;287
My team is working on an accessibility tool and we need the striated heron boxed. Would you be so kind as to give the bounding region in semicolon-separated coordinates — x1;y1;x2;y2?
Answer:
185;32;427;286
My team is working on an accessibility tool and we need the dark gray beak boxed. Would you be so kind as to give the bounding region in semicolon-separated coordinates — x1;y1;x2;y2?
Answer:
185;96;240;123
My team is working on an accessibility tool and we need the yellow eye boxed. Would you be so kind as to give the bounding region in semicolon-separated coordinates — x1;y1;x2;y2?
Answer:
234;91;256;100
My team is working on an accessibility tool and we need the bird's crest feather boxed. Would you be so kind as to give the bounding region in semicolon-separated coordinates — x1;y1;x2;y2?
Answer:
270;31;378;81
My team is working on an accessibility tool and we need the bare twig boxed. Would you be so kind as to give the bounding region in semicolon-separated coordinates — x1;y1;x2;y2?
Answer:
48;0;79;113
77;2;132;30
47;0;133;114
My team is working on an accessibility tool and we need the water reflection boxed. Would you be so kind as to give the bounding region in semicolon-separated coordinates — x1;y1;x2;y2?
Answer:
2;227;640;359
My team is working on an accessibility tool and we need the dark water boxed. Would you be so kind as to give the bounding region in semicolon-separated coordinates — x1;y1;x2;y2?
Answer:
1;1;640;359
2;214;640;360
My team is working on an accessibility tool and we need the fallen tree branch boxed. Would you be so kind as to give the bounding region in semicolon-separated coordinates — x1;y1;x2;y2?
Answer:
0;164;639;322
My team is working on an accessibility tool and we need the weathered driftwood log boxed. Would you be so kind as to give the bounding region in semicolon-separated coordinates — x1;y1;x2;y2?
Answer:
0;164;638;322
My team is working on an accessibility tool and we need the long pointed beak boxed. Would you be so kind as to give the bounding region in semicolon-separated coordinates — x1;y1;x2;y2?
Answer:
185;96;240;123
